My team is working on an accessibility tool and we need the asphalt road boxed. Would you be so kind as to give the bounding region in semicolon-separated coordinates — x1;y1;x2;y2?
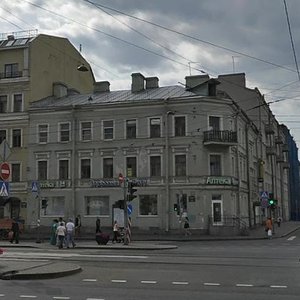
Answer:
1;231;300;299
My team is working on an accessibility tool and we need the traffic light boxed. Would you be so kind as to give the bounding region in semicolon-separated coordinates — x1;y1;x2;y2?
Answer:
268;193;277;209
174;204;180;215
127;182;137;202
41;199;48;209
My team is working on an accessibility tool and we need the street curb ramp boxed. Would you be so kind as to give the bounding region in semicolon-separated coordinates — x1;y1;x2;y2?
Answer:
0;262;82;280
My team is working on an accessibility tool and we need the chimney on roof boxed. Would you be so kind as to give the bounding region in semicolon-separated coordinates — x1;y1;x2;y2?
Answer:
53;82;68;99
218;73;246;88
185;75;210;89
7;35;15;41
146;77;159;89
94;81;110;93
131;73;145;92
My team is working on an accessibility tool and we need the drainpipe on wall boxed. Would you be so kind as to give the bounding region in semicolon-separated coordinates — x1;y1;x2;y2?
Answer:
245;122;252;227
71;106;77;220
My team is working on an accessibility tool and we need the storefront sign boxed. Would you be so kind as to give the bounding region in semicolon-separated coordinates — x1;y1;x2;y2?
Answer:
39;180;70;189
206;176;237;185
91;179;120;188
91;178;148;188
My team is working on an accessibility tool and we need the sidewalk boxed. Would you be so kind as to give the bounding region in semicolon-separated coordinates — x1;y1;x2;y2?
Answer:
0;221;299;280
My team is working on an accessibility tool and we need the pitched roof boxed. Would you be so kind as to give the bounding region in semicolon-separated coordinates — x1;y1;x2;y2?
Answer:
30;85;197;110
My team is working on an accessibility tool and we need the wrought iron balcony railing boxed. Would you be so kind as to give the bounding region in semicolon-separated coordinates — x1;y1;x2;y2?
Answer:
203;130;238;146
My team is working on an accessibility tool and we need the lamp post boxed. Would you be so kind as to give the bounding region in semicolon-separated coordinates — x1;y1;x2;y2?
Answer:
165;110;174;232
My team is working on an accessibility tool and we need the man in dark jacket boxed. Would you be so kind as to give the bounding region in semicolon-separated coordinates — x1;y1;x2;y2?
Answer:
10;219;20;244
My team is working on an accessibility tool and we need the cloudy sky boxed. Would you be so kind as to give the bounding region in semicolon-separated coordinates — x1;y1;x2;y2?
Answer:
1;0;300;144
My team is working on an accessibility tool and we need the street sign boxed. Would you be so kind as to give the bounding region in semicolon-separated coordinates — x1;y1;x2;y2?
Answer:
127;203;133;215
31;181;39;193
0;181;9;197
259;191;269;199
118;173;124;183
0;163;10;180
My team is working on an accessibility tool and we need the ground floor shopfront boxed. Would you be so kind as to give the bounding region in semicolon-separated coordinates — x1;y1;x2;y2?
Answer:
24;176;257;235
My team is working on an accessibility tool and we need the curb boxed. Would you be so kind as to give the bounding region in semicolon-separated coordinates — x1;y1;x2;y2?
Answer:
0;263;82;280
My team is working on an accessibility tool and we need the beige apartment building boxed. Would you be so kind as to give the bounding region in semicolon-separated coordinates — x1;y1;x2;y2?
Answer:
27;73;274;235
0;30;94;226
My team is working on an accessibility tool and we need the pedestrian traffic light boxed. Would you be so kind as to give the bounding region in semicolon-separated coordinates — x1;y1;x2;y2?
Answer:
173;204;180;215
127;182;137;201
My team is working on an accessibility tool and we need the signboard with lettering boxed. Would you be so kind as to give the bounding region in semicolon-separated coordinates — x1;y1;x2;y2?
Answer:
206;176;238;186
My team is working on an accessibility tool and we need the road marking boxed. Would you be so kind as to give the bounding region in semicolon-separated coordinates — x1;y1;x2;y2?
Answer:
236;284;254;287
53;297;71;300
83;279;97;282
204;282;220;286
270;285;287;289
111;279;127;283
19;296;37;299
0;295;4;297
141;280;157;284
86;298;105;300
172;281;189;285
287;236;296;241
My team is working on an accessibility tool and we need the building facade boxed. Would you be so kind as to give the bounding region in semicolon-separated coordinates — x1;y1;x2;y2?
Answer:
27;73;275;234
0;30;95;225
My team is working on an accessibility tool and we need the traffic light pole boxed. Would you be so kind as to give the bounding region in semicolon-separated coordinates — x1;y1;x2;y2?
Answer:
123;179;129;245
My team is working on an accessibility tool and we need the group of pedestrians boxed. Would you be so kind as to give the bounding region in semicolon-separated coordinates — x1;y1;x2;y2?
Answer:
50;217;77;249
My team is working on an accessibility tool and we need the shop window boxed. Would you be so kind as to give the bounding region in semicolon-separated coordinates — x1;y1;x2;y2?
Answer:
139;195;158;216
41;196;65;216
85;196;110;216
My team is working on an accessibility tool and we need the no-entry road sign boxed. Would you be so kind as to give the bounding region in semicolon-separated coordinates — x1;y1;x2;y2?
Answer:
0;163;10;180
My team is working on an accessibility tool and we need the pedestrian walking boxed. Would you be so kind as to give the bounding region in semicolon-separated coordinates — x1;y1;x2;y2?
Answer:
50;219;58;246
277;216;282;227
112;220;119;243
9;219;20;244
56;222;66;249
183;217;192;236
265;217;273;239
75;215;81;236
65;219;76;248
96;217;101;233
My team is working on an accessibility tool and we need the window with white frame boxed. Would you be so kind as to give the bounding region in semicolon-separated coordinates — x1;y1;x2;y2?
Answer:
41;196;65;216
126;119;136;139
210;154;221;176
175;154;186;176
11;163;21;182
12;129;21;147
103;157;113;178
85;196;110;216
139;195;158;216
150;117;161;138
59;159;69;180
126;157;137;177
103;120;114;140
59;122;70;142
209;116;221;131
80;121;92;141
0;130;6;144
13;94;23;112
0;95;8;113
174;116;186;137
37;160;48;180
150;156;161;177
80;158;91;179
38;124;48;144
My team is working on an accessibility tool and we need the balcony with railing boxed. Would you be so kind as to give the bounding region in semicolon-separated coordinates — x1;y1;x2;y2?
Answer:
203;130;238;146
0;71;23;79
265;124;275;135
